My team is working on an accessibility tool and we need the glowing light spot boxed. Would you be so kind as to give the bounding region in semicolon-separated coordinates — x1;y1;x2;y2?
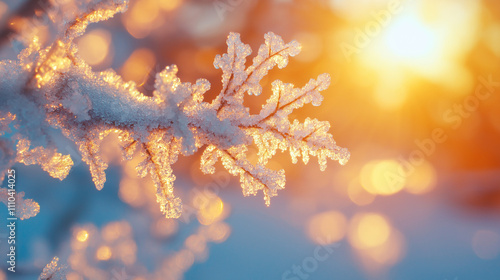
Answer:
361;160;405;196
307;211;347;244
76;230;89;242
349;213;392;249
172;249;195;271
96;246;112;261
77;29;111;66
354;227;406;272
383;15;437;62
122;0;161;38
197;196;224;225
120;48;155;85
472;230;500;260
405;160;436;194
151;218;178;238
102;222;131;242
185;234;207;256
66;272;83;280
159;0;182;11
119;179;145;207
204;222;231;243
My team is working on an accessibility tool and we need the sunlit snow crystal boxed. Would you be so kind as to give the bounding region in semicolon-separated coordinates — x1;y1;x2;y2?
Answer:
0;0;349;220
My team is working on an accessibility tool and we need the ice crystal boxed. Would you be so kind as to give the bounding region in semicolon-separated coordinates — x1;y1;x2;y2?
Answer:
17;139;73;180
0;189;40;220
38;256;67;280
0;0;349;219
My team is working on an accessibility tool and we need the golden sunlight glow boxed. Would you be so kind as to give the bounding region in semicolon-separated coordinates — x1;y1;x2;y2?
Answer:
119;179;145;207
122;0;163;38
77;29;112;66
159;0;182;11
151;218;178;238
307;211;347;244
76;230;89;242
197;196;225;226
293;32;322;63
65;272;83;280
405;160;437;194
120;48;155;85
484;23;500;58
357;0;482;109
355;228;406;273
72;226;96;251
360;160;405;196
96;246;112;261
382;14;437;64
349;213;391;249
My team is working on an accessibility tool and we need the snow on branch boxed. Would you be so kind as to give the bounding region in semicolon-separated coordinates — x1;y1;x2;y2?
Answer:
0;0;349;219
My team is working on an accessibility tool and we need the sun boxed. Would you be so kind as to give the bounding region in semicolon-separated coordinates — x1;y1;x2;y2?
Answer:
382;14;438;65
356;0;482;109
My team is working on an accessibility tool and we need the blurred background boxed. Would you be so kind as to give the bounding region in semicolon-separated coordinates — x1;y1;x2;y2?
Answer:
1;0;500;279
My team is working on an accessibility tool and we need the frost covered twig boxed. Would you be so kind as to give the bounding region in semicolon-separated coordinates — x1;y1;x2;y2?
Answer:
0;0;349;219
38;256;67;280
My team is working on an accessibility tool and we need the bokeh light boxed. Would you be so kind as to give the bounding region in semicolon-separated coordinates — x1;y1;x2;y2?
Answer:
307;211;347;244
349;213;391;249
76;29;112;67
472;230;500;260
360;160;405;196
96;246;112;261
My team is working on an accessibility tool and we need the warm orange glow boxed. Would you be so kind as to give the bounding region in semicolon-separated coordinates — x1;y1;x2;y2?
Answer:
120;48;155;85
307;211;347;244
122;0;163;38
119;179;145;207
96;246;112;261
484;23;500;58
197;196;225;225
102;222;131;242
348;213;406;273
172;249;195;271
382;14;437;63
151;218;178;238
360;160;405;196
77;29;112;66
356;228;406;273
76;230;89;242
117;241;137;265
65;272;83;280
159;0;182;11
293;32;322;63
349;213;391;249
405;160;437;194
357;0;482;109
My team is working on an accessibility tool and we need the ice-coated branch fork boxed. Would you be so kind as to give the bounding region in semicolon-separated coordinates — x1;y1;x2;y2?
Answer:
0;0;349;219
